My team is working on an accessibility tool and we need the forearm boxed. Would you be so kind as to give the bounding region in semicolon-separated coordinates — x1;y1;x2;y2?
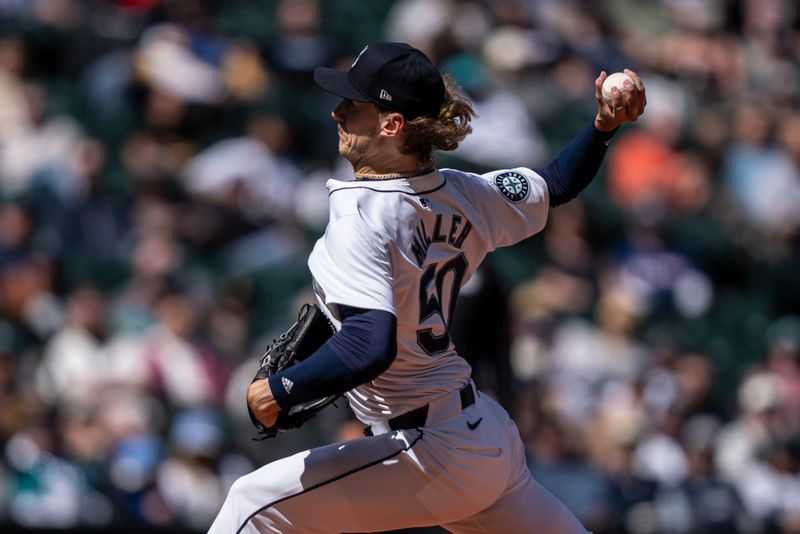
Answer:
536;122;618;207
268;308;397;408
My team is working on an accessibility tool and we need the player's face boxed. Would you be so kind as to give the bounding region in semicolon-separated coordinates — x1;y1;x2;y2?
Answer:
331;99;382;167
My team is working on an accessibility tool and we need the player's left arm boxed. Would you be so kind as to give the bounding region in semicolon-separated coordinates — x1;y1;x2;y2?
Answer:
249;214;397;428
266;306;397;408
537;69;646;207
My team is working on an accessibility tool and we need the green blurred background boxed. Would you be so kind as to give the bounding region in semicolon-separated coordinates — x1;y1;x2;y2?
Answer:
0;0;799;532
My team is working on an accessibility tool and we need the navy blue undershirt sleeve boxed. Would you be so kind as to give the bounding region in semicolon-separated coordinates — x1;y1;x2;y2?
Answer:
267;306;397;409
535;122;618;207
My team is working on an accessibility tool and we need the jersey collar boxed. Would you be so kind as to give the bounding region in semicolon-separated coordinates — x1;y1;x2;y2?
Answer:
327;170;445;196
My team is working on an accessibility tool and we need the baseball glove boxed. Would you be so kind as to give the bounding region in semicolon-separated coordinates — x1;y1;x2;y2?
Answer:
248;303;337;439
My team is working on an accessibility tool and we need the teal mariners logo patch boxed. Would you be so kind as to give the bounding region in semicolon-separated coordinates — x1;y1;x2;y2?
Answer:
494;171;530;202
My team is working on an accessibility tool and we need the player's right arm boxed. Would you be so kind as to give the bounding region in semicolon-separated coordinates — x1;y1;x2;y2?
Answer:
534;69;646;207
472;69;646;248
467;127;614;248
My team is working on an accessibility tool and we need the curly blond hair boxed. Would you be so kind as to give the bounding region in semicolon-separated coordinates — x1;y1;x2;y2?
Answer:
393;75;475;169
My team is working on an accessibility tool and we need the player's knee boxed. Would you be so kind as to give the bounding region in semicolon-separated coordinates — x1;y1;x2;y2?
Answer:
211;475;261;533
227;470;257;500
217;475;271;530
225;468;286;512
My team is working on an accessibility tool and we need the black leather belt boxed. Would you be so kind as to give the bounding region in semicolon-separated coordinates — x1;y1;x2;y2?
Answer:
364;383;475;437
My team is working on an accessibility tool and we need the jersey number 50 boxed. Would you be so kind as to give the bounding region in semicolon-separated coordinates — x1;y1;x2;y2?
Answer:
416;253;469;355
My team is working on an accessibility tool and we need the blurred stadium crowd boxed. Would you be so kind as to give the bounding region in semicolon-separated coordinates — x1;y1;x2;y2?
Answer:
0;0;799;532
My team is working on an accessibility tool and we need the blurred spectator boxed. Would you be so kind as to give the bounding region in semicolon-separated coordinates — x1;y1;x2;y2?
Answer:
527;414;618;532
157;408;227;529
0;81;83;198
0;34;30;139
115;289;216;407
550;280;649;387
0;320;35;443
723;101;800;245
269;0;331;74
34;286;108;405
764;316;800;428
714;371;781;483
448;52;548;168
0;202;34;268
384;0;454;57
58;138;131;287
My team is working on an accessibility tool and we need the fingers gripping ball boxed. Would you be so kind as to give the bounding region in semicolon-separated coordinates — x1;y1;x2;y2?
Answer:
601;72;635;102
248;303;337;439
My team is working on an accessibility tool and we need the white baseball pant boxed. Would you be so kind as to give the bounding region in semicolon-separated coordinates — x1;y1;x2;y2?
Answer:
210;386;588;533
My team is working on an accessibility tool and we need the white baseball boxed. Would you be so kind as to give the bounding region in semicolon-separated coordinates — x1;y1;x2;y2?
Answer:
601;72;634;101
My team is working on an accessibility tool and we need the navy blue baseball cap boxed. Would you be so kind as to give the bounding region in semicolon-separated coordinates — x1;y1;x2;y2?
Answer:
314;43;446;119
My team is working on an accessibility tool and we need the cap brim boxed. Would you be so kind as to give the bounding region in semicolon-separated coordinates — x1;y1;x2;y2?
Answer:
313;67;369;102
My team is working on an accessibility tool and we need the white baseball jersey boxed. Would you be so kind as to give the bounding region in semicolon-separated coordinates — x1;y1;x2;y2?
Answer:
307;167;549;425
211;166;591;534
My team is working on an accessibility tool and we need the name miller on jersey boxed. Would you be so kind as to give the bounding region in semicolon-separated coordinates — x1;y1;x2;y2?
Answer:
410;213;473;267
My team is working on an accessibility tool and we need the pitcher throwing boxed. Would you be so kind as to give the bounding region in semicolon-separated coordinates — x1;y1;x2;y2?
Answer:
210;42;645;533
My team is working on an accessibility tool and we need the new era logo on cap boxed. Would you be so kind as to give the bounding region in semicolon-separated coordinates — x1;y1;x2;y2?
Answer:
313;42;446;119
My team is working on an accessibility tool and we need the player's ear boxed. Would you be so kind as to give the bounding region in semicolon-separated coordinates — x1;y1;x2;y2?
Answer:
379;111;405;138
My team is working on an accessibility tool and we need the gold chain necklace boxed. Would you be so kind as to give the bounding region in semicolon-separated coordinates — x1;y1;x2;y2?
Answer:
353;168;433;181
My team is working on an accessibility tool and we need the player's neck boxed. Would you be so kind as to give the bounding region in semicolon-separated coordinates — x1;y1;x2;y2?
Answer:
354;168;432;180
353;154;427;181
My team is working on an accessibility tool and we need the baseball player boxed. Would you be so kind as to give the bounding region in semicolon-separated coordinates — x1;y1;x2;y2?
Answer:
210;42;645;533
